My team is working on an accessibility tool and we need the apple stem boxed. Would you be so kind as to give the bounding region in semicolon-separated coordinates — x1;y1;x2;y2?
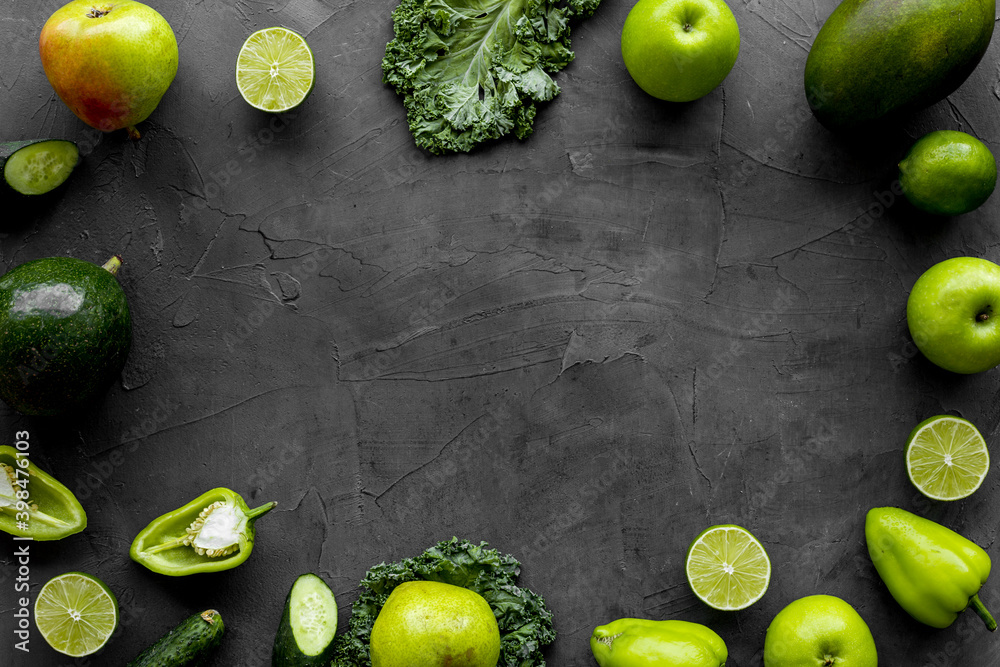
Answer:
970;594;997;631
126;125;141;140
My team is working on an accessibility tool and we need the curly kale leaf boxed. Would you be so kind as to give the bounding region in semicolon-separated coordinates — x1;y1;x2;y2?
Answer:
330;537;555;666
382;0;602;154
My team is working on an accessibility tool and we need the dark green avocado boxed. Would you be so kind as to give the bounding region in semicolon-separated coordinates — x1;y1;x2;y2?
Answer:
804;0;994;130
0;256;131;416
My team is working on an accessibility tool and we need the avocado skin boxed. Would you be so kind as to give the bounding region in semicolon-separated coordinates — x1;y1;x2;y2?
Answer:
0;257;131;416
804;0;995;131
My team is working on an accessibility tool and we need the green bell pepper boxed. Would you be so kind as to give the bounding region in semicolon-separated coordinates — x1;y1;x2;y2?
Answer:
0;445;86;540
866;506;996;631
130;487;275;576
590;618;727;666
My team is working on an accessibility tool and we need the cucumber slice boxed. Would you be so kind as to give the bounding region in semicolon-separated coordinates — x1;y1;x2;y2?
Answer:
127;609;225;667
1;139;79;195
272;573;338;666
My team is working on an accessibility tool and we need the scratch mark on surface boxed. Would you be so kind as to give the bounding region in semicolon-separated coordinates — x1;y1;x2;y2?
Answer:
107;386;309;454
688;441;712;488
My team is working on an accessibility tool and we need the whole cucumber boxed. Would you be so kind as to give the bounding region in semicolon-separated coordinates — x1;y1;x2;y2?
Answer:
127;609;225;667
804;0;994;130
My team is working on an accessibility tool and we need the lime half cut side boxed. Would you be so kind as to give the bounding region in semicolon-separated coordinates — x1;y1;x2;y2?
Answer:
35;572;119;657
906;415;990;501
685;524;770;611
236;27;315;112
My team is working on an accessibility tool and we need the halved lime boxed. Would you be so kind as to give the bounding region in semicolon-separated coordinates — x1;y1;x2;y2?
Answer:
236;27;315;112
906;415;990;501
685;524;770;611
35;572;119;657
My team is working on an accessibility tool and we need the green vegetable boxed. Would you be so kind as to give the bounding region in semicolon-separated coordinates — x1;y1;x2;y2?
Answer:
591;618;727;667
382;0;602;154
0;446;86;540
330;537;555;667
272;573;339;666
129;487;276;576
804;0;994;130
866;506;996;631
1;139;79;195
127;609;225;667
0;255;132;416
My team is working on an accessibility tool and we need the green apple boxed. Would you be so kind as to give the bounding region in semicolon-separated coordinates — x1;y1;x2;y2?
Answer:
621;0;740;102
906;256;1000;374
39;1;178;139
763;595;877;667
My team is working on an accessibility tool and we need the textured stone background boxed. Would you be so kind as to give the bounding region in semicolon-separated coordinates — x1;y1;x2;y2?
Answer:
3;0;1000;664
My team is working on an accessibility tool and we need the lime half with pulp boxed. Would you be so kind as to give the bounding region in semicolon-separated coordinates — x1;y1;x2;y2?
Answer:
35;571;119;657
236;26;315;112
906;415;990;501
685;524;770;611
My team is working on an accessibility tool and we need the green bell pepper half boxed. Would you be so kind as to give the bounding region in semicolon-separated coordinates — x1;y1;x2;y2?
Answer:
130;487;275;576
591;618;728;666
0;445;86;540
866;506;995;631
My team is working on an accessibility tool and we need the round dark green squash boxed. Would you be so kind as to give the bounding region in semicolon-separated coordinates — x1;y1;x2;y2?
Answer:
0;255;131;416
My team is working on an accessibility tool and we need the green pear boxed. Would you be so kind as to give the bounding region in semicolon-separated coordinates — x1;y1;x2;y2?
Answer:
39;1;178;139
370;581;500;667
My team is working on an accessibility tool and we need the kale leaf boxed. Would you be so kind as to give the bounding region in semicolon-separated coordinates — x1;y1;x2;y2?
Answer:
381;0;602;154
330;537;556;666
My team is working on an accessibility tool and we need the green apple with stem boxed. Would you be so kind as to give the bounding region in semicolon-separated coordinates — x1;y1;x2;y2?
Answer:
763;595;877;667
39;1;178;140
907;257;1000;374
621;0;740;102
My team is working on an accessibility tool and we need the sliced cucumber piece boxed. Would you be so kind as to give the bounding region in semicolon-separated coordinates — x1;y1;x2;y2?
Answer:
1;139;79;195
272;573;338;666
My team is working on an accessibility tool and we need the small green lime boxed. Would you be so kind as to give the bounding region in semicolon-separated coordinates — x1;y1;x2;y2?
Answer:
236;27;315;113
35;572;119;657
685;524;770;611
899;130;997;216
906;415;989;501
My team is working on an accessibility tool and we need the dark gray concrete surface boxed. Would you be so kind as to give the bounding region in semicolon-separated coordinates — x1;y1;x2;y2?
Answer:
3;0;1000;665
